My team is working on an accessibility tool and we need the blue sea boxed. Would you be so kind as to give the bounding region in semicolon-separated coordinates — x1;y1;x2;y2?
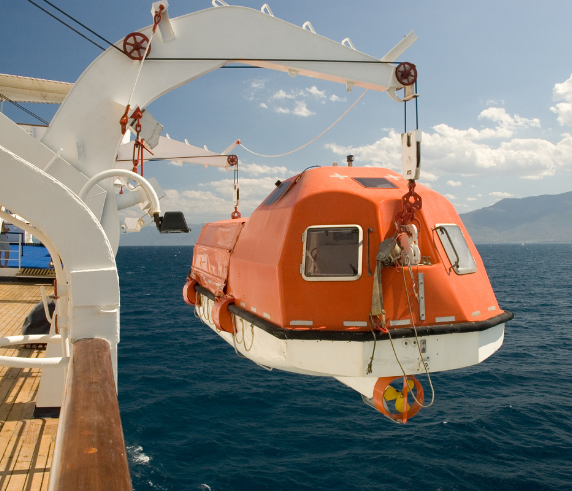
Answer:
116;244;572;491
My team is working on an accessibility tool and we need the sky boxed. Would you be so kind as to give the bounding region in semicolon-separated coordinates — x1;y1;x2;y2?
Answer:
3;0;572;223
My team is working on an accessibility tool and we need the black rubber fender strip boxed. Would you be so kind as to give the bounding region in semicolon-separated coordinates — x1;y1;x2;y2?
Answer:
194;284;514;342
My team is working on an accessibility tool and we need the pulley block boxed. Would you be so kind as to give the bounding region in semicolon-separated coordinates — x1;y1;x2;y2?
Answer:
395;62;417;86
123;32;151;60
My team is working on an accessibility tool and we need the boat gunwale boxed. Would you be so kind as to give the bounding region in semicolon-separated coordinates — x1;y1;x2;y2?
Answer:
194;284;513;341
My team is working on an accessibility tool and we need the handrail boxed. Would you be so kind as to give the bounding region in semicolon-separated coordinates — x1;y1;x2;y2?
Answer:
0;334;61;346
78;169;161;216
50;338;133;491
0;335;68;368
1;232;25;270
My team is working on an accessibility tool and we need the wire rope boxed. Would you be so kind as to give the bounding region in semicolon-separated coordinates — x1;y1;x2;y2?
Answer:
26;0;106;51
37;0;123;52
240;89;368;158
0;93;49;125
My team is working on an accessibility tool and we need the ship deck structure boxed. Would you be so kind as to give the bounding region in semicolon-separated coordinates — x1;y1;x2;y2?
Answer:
0;283;57;491
0;1;512;488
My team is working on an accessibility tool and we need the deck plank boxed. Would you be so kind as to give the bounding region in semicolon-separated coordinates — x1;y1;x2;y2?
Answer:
0;284;57;491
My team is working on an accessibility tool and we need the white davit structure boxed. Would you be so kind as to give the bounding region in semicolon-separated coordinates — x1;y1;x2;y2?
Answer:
0;2;420;488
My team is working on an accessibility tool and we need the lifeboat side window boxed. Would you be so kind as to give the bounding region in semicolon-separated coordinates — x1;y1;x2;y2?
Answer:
435;224;477;275
302;225;363;281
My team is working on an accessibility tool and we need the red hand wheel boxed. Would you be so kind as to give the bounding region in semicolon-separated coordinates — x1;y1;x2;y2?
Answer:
395;62;417;86
123;32;151;61
227;155;239;166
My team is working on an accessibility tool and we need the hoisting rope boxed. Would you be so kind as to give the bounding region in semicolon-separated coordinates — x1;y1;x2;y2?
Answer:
366;237;395;374
119;5;164;138
127;5;164;109
366;232;435;408
118;6;165;177
240;89;368;158
399;262;435;407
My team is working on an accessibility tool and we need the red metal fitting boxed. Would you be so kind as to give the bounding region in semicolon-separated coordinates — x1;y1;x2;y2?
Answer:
227;155;238;166
119;104;130;134
396;180;422;226
231;207;241;220
130;107;143;134
153;4;165;33
372;316;388;333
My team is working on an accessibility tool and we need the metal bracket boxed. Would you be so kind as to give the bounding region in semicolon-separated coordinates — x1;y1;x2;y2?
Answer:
151;1;175;42
418;272;425;321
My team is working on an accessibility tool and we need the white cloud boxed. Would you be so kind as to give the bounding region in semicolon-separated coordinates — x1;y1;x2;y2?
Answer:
272;89;294;100
467;197;477;201
243;79;268;101
551;73;572;126
293;101;314;117
420;171;438;182
447;180;462;187
250;80;266;89
306;86;326;99
161;174;288;222
275;107;290;114
161;189;229;221
326;131;400;170
482;99;505;106
240;163;289;176
477;107;540;138
444;194;456;200
330;94;345;102
260;103;267;109
326;105;572;180
489;191;514;198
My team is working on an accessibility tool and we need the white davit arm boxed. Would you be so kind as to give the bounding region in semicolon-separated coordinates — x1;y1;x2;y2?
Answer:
115;137;240;170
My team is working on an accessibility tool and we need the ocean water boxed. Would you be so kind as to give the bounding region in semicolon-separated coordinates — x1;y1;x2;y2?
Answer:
116;244;572;491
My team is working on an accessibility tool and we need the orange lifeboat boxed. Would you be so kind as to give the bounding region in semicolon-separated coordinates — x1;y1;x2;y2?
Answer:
183;165;513;422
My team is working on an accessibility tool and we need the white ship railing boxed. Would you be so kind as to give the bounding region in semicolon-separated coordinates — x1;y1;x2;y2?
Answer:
0;233;23;271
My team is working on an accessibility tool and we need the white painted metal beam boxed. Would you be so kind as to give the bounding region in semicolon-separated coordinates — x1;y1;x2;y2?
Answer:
40;5;415;251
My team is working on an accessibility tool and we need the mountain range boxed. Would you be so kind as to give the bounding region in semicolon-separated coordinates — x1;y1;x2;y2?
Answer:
459;191;572;243
118;191;572;246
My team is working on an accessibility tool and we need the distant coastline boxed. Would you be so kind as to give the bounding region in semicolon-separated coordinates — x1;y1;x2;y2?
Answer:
119;190;572;246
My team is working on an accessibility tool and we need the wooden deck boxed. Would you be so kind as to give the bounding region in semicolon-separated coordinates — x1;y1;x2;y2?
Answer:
0;283;58;491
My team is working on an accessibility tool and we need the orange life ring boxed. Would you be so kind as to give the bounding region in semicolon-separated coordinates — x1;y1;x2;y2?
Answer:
212;296;235;333
373;375;424;423
182;279;198;306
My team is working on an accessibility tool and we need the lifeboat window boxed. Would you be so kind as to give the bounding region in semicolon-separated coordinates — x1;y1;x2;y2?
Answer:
352;177;398;189
262;176;297;206
302;225;363;281
435;224;477;275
